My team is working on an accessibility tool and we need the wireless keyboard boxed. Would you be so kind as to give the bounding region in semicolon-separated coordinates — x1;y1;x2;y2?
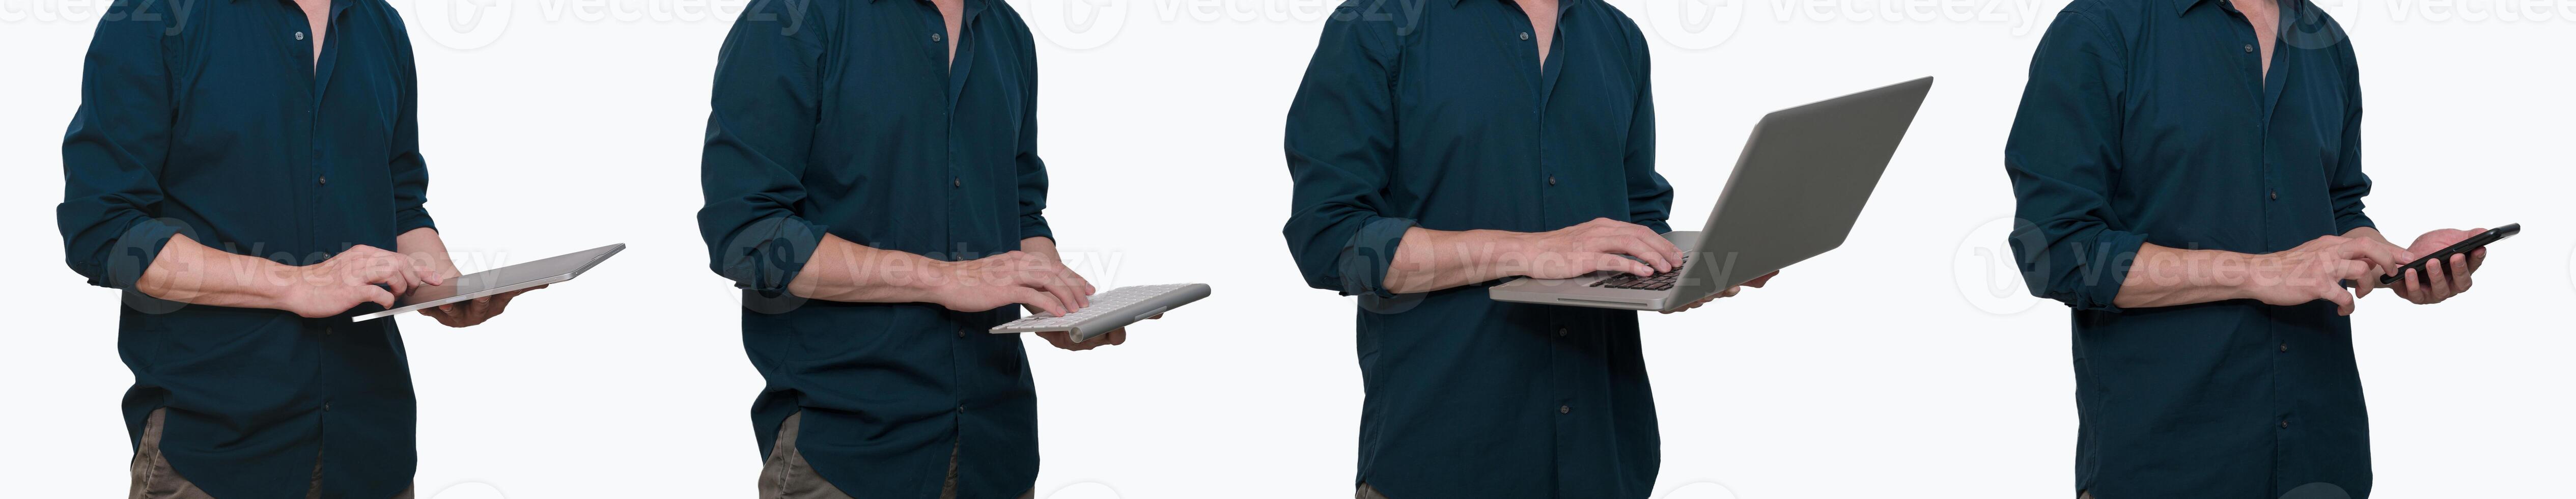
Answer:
988;283;1212;342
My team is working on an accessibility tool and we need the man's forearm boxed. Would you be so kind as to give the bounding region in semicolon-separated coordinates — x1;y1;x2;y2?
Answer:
1383;228;1529;294
133;233;297;309
2112;242;2259;309
783;234;952;303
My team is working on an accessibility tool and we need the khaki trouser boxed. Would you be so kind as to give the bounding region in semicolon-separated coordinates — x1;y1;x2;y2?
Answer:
1355;483;1390;499
128;408;414;499
760;411;1034;499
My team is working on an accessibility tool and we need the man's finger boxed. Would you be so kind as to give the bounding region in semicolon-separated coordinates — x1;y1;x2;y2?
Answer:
1632;229;1684;265
1745;271;1779;288
2398;269;2424;302
1059;269;1092;308
2322;286;2355;316
2449;254;2473;293
363;286;398;310
2423;257;2452;299
1040;279;1084;315
1608;237;1672;273
1592;254;1654;276
1019;288;1069;318
1037;331;1078;350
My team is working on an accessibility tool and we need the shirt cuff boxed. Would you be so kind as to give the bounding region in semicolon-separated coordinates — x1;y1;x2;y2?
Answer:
2336;213;2375;236
1336;216;1417;298
1019;213;1053;242
396;210;437;236
99;217;186;291
720;217;827;297
2069;229;2148;313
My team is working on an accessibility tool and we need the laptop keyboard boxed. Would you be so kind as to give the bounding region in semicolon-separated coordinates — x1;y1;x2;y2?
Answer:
994;283;1192;329
1591;256;1687;291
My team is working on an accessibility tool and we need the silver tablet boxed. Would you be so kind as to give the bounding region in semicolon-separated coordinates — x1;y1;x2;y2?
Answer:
351;243;626;322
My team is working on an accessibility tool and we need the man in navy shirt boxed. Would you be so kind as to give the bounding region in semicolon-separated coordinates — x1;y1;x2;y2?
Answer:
2007;0;2491;496
59;0;541;497
1282;0;1773;496
697;0;1141;496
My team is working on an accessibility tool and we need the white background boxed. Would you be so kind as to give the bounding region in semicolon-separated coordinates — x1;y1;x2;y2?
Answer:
4;0;2571;497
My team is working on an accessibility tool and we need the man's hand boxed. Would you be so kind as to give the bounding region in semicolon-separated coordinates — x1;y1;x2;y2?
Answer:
929;251;1095;317
1509;218;1686;280
1034;314;1156;351
2236;234;2409;315
418;285;546;327
278;245;439;318
2388;228;2488;304
1660;271;1777;314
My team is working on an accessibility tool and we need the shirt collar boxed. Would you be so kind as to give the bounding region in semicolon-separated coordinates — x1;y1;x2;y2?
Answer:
2170;0;2209;15
884;0;990;19
1453;0;1586;12
240;0;353;18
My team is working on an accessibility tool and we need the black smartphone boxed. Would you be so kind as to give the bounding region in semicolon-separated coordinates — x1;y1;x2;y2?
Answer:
2377;223;2519;286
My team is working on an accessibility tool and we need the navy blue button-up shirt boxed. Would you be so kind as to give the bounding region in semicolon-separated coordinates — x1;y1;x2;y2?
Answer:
696;0;1050;496
2005;0;2374;496
57;0;436;497
1282;0;1672;496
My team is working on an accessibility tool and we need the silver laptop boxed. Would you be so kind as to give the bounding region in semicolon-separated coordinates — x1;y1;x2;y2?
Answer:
1489;77;1931;311
351;243;626;321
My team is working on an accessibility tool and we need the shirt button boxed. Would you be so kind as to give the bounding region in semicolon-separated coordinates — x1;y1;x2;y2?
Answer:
957;327;968;338
1558;405;1571;414
2269;191;2277;200
953;178;962;188
1547;175;1557;186
1556;327;1568;337
931;33;943;42
2279;342;2289;352
295;32;306;41
322;403;332;411
956;405;966;413
2279;420;2291;428
318;176;328;185
2244;44;2255;53
1520;32;1531;41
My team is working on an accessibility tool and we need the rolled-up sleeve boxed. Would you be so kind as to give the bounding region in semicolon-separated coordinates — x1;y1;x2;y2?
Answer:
1617;22;1673;234
1282;4;1413;298
58;4;184;291
2003;11;2145;312
387;21;435;234
2326;40;2373;234
697;2;831;296
1013;29;1053;242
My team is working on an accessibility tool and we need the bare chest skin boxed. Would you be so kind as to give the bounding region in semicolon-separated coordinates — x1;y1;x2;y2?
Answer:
1514;0;1559;67
293;0;327;66
2233;0;2279;80
933;0;963;68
